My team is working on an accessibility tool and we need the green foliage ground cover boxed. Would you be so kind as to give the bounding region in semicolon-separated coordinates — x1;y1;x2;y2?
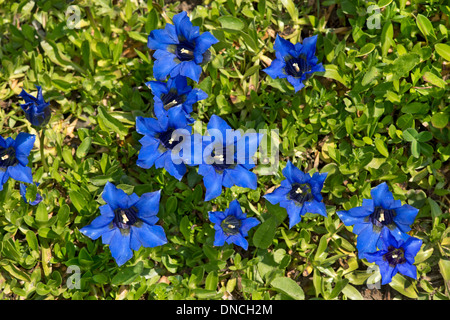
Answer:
0;0;449;300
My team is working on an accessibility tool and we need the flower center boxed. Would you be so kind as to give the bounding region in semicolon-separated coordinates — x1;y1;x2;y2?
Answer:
176;41;195;61
285;55;311;78
113;207;139;229
383;246;406;267
158;128;184;150
161;90;186;110
221;215;241;235
370;206;395;228
0;146;19;169
288;183;313;205
211;146;234;172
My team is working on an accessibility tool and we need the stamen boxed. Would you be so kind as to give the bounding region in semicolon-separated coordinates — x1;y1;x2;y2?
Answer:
295;187;303;194
379;213;385;222
292;63;300;73
180;48;192;55
228;224;235;229
1;154;9;161
122;213;129;224
391;254;398;259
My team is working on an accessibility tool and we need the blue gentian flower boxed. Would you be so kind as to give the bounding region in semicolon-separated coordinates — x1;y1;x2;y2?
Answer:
80;182;167;266
19;86;51;128
209;199;260;250
264;161;328;228
147;11;219;82
188;115;262;201
364;228;422;285
336;182;419;258
263;34;325;92
136;106;192;181
20;182;43;206
0;133;35;191
146;75;208;124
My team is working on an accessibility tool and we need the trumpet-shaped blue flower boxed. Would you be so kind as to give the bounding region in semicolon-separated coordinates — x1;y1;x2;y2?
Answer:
336;182;419;258
263;34;325;92
264;161;328;228
136;107;192;181
364;228;422;285
19;86;51;128
20;182;42;206
186;115;262;201
209;199;260;250
0;133;35;191
80;182;167;266
148;11;219;82
146;75;208;124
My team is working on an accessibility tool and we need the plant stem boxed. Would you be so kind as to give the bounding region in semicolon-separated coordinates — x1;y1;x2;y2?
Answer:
38;129;49;172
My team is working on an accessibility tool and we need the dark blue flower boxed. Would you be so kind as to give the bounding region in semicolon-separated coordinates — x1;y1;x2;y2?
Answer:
136;106;192;181
364;228;422;285
80;182;167;266
186;115;262;201
336;182;419;258
146;75;208;124
264;161;328;228
0;133;35;191
147;11;219;82
20;182;42;206
19;85;51;128
263;34;325;92
209;199;260;250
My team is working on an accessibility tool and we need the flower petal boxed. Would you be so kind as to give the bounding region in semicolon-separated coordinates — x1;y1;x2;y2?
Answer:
201;165;224;201
132;223;167;248
240;217;260;236
108;229;133;266
153;50;179;80
222;165;257;190
135;190;161;221
263;186;290;205
147;23;179;51
7;165;33;184
14;133;35;166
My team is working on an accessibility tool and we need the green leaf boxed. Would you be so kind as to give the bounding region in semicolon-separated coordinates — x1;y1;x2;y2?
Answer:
314;235;329;263
341;283;364;300
402;128;418;142
179;215;191;242
76;137;92;158
26;231;39;252
111;262;143;286
416;14;436;41
422;72;447;88
388;53;420;81
218;15;245;31
374;138;389;157
328;278;349;299
416;131;433;142
205;271;218;291
401;102;429;114
97;106;128;138
389;274;418;299
435;43;450;61
69;190;87;214
323;64;349;87
270;276;305;300
438;259;450;293
280;0;299;22
356;43;376;57
253;216;277;249
431;112;449;129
